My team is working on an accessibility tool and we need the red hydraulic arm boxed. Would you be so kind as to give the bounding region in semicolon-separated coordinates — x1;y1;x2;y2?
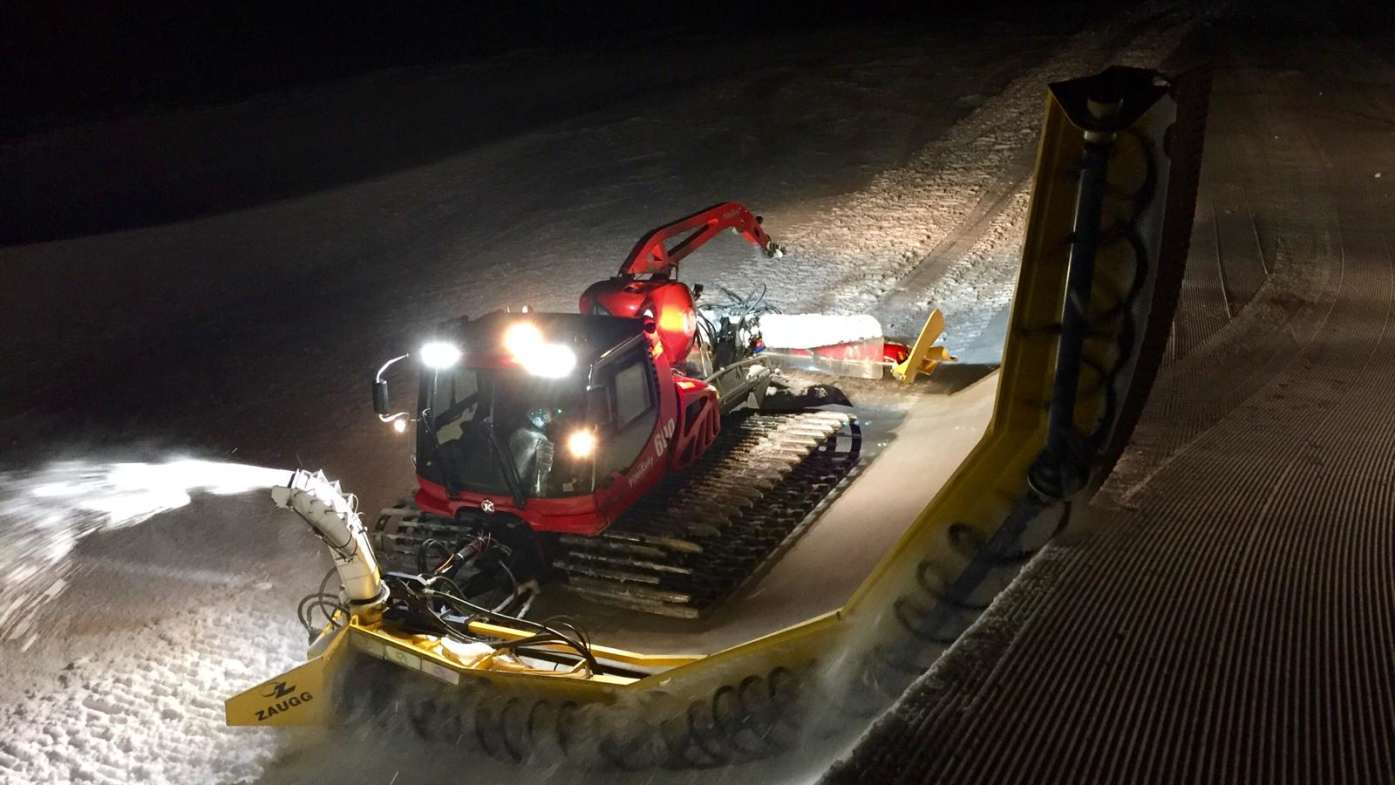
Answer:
618;202;782;276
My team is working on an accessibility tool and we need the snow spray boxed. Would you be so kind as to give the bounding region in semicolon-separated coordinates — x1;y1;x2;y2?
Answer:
0;458;292;648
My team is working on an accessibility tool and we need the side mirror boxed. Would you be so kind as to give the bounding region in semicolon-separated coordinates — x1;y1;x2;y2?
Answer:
372;379;391;415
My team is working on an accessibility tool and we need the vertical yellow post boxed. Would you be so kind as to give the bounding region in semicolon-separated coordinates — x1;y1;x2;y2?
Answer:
891;308;957;384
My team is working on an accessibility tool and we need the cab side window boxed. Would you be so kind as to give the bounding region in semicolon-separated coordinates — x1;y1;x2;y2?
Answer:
614;360;652;429
597;351;657;479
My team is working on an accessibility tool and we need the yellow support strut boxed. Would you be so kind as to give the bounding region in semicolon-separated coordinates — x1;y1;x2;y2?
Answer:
890;307;957;383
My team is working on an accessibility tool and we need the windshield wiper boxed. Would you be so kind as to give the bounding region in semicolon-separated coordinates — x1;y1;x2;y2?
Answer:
484;426;527;508
485;394;528;509
426;436;466;500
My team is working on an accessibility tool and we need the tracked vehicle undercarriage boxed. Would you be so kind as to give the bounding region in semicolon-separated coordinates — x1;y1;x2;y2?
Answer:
376;409;861;617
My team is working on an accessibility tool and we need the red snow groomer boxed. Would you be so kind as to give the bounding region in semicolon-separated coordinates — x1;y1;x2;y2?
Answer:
371;204;885;617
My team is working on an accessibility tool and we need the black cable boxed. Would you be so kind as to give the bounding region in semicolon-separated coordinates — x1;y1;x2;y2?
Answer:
385;573;599;672
296;567;348;642
416;537;454;575
1021;127;1155;499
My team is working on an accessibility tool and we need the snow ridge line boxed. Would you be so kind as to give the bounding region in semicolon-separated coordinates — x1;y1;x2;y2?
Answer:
775;4;1190;349
896;18;1191;356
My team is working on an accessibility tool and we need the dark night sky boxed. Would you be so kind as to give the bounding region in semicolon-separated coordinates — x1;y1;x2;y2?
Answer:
4;1;1100;138
4;0;1390;139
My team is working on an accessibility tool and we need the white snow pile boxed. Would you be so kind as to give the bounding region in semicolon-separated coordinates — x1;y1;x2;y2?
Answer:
758;313;883;350
0;602;303;785
0;459;292;650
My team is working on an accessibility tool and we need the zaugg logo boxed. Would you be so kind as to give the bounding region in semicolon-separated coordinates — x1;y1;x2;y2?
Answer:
255;680;314;722
262;681;296;699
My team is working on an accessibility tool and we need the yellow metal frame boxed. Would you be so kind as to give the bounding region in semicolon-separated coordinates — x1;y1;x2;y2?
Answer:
226;619;350;726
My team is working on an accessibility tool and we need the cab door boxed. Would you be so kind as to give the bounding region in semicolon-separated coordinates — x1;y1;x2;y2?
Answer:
595;347;659;481
590;341;680;524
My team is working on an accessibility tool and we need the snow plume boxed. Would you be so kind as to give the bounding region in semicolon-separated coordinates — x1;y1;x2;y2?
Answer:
0;458;292;649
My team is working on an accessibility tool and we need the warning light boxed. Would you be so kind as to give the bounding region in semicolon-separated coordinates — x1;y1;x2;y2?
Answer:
657;306;690;333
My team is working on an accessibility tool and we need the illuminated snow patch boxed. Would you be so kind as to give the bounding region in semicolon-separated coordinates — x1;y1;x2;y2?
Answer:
0;603;304;785
758;313;884;350
0;458;292;648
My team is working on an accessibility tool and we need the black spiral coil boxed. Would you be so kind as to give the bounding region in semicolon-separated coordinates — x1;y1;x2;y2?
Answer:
843;124;1161;724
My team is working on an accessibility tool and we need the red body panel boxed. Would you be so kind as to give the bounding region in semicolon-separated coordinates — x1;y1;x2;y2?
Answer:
580;202;781;370
414;479;604;535
671;376;719;469
779;340;911;364
580;278;698;366
586;333;681;532
882;340;911;364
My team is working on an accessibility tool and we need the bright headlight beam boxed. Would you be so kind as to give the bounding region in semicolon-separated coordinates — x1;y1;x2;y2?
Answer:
566;429;597;459
530;343;577;378
504;322;544;358
419;341;462;369
501;321;577;377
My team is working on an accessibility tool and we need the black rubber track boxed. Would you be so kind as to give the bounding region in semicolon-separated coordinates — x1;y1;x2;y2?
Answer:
829;29;1395;785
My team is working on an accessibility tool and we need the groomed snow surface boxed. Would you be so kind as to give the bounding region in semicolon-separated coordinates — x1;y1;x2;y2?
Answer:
0;7;1190;784
0;604;302;785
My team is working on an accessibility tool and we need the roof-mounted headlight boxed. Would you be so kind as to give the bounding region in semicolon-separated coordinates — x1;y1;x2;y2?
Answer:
419;341;462;369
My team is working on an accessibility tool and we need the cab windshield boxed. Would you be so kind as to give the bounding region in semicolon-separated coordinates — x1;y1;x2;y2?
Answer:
419;366;594;499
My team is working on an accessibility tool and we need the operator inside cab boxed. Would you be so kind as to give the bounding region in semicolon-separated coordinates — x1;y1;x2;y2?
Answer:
424;366;592;501
508;408;556;496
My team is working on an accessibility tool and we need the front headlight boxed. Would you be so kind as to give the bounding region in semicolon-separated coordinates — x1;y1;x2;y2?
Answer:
566;429;597;459
530;343;577;378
